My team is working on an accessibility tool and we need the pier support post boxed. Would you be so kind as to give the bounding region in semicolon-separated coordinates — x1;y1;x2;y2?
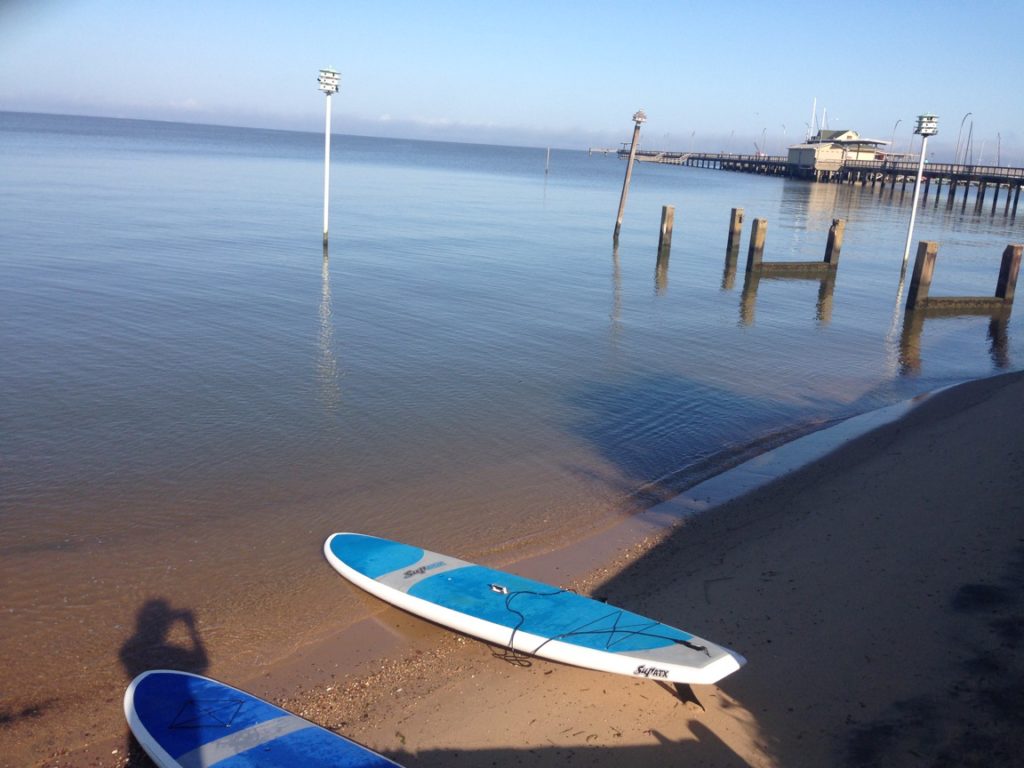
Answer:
726;207;744;256
995;244;1022;304
906;241;939;310
824;218;846;265
746;218;767;272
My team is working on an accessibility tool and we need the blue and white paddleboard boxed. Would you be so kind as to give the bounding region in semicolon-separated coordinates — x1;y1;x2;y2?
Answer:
124;670;403;768
324;533;745;685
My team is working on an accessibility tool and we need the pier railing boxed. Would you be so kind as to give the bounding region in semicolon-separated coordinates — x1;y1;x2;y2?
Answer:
842;159;1024;184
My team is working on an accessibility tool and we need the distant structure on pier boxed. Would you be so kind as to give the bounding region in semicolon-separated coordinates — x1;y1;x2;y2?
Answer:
788;129;893;180
595;128;1023;217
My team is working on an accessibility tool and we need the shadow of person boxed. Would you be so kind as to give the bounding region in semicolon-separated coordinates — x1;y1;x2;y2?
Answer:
120;598;209;767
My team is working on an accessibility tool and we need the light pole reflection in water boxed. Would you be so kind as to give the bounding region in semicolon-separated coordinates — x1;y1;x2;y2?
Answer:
318;254;341;411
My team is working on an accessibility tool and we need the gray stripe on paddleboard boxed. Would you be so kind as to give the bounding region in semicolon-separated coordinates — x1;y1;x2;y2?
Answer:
176;714;312;768
625;642;730;669
376;552;469;593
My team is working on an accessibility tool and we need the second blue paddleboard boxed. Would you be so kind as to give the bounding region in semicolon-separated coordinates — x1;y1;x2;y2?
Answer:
125;670;403;767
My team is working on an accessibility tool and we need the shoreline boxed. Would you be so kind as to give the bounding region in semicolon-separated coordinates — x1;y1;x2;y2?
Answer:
42;370;1024;766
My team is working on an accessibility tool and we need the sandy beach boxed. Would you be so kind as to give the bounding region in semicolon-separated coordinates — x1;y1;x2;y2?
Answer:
33;370;1024;767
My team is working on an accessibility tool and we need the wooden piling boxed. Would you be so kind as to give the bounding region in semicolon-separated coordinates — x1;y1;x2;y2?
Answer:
907;241;1019;312
726;207;744;255
746;218;767;272
906;241;939;310
824;218;845;265
975;182;987;213
613;112;645;241
995;244;1022;303
658;205;675;255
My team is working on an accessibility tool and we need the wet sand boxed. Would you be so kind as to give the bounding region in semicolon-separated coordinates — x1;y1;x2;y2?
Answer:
33;370;1024;766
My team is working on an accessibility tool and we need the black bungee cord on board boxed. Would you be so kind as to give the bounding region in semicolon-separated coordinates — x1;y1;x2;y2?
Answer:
489;583;566;666
487;583;710;667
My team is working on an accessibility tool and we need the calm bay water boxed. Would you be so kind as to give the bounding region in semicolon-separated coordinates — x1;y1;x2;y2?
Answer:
1;111;1021;742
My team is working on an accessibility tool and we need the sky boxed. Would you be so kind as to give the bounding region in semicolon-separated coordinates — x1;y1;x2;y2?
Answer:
2;0;1022;162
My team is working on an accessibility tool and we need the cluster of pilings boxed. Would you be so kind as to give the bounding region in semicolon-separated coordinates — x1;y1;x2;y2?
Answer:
645;202;1021;369
899;242;1022;373
655;205;846;324
735;212;843;325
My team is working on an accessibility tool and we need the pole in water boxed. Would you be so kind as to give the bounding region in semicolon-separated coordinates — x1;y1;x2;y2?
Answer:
657;204;675;255
726;207;744;256
545;147;551;176
901;114;938;274
318;68;341;246
614;110;647;242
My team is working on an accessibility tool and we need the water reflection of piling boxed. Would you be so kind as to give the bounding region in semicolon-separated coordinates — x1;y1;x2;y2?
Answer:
722;250;739;291
899;306;1012;375
738;267;837;327
610;243;623;347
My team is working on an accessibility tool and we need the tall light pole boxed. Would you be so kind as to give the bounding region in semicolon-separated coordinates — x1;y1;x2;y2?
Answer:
890;119;901;159
318;67;340;247
613;110;646;242
901;113;939;273
954;111;971;165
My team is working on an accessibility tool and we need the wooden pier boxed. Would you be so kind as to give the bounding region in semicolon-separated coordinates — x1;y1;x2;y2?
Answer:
837;160;1024;216
601;147;1024;218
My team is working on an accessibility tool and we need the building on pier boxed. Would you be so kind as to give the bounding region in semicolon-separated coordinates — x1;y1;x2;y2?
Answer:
788;130;890;181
